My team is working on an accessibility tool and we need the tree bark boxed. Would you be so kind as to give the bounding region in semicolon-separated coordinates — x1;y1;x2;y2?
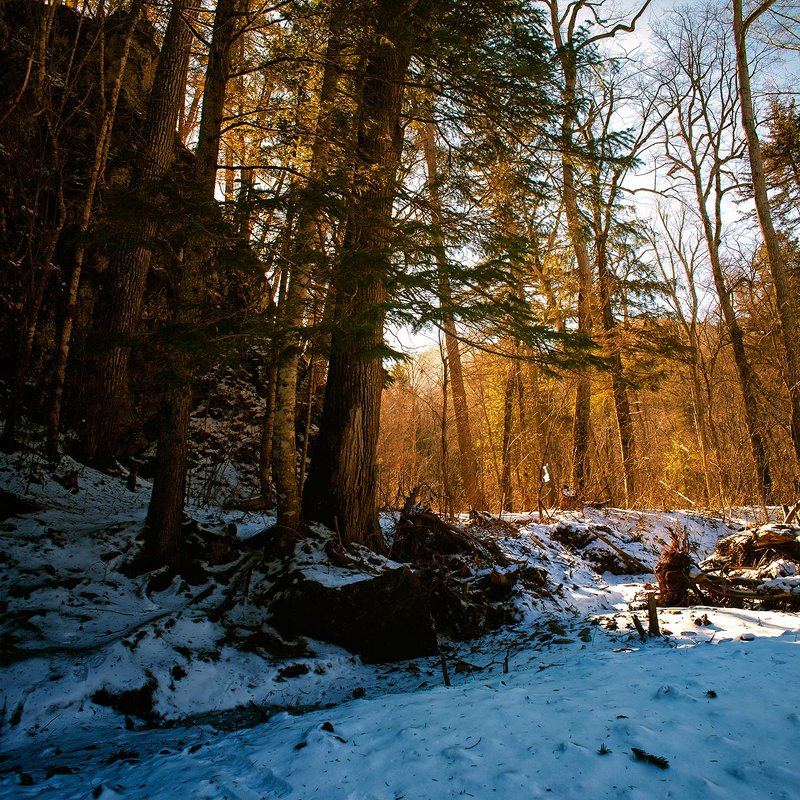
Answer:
1;2;64;450
272;3;344;540
145;0;243;566
500;362;517;511
81;0;195;464
46;0;144;460
733;0;800;474
548;6;594;497
595;235;636;505
302;0;426;548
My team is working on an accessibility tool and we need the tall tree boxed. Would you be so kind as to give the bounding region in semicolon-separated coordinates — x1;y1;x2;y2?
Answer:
80;0;195;464
420;120;484;511
733;0;800;475
647;205;722;506
272;0;347;541
302;0;431;548
544;0;651;498
45;0;145;460
1;0;67;450
145;0;245;567
657;4;773;503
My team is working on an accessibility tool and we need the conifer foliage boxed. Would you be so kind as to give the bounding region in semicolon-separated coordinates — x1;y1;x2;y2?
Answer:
1;0;800;566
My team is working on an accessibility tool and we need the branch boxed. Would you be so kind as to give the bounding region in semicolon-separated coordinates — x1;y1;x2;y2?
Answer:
743;0;779;32
580;0;653;50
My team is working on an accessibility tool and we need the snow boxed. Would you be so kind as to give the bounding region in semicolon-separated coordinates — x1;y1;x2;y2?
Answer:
2;450;799;798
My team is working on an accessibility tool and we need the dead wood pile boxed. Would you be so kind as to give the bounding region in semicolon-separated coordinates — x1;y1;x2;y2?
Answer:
550;522;649;575
656;524;800;609
389;499;547;638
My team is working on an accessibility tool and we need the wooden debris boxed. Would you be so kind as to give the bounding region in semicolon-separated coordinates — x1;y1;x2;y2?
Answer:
589;527;649;574
657;523;800;609
646;593;660;636
388;497;519;638
655;533;697;606
440;652;451;687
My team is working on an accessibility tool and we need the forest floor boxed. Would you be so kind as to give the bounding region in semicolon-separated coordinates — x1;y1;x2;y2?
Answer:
1;449;798;799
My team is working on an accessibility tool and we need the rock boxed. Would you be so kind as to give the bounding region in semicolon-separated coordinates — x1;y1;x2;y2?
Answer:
0;488;44;520
268;566;438;663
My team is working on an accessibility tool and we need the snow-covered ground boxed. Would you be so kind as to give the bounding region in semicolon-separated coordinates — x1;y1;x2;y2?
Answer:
1;451;798;798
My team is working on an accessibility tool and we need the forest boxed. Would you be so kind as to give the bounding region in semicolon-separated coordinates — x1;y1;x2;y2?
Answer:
1;0;800;797
1;0;800;545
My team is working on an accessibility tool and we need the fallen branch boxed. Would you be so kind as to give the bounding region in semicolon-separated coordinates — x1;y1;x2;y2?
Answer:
784;501;800;526
693;571;800;604
3;583;216;660
590;528;650;574
632;747;669;769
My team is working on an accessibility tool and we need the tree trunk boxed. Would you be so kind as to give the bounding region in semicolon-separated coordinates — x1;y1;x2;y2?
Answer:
500;363;516;511
46;0;143;460
259;360;278;507
420;120;483;511
733;0;800;473
272;4;344;540
144;0;242;567
689;137;774;503
596;241;636;505
1;2;64;450
302;0;425;548
549;14;594;496
81;0;194;464
144;383;192;564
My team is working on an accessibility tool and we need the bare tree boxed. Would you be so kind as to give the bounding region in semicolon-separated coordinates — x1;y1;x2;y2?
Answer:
733;0;800;477
544;0;651;498
655;4;773;503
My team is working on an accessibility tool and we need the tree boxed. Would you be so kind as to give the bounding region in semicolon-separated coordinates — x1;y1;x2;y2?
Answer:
763;99;800;227
271;0;347;541
419;119;485;511
646;205;723;505
80;0;196;464
144;0;247;568
543;0;651;498
655;4;774;503
733;0;800;477
45;0;145;461
302;0;432;548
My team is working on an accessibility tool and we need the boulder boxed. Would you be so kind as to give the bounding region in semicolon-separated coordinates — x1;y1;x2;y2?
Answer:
268;566;438;663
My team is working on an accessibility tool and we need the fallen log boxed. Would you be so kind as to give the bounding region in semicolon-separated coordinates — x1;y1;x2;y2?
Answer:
590;527;650;574
692;571;800;605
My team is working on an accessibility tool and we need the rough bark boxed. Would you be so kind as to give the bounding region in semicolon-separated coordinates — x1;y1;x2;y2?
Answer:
46;0;144;460
733;0;800;474
303;0;426;548
81;0;195;463
272;4;344;539
548;7;594;497
145;0;243;566
1;1;64;450
596;238;636;505
500;362;517;511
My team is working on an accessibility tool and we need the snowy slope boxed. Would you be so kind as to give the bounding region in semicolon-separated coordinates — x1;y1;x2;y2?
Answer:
1;450;798;798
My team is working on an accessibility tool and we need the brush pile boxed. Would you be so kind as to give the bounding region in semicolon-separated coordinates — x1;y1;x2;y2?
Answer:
389;499;548;638
657;522;800;608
